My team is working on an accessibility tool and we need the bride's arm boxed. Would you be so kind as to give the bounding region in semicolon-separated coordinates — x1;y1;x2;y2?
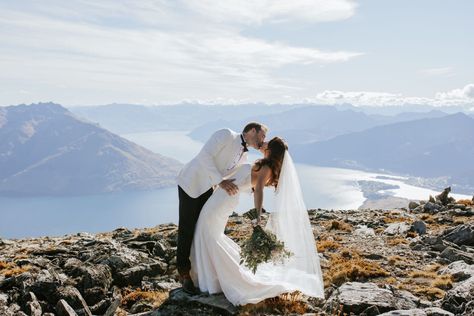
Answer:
253;165;271;225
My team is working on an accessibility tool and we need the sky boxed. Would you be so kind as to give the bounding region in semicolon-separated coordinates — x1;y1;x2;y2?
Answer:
0;0;473;108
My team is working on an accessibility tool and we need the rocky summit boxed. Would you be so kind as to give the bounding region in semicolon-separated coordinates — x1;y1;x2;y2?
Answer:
1;188;473;316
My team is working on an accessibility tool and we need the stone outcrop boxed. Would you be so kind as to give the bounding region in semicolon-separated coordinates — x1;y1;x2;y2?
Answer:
0;188;473;315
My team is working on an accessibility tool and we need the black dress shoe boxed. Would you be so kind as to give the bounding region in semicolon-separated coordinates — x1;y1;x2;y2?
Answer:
181;277;200;295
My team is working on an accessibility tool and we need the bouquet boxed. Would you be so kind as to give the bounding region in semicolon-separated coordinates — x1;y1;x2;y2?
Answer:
239;208;293;274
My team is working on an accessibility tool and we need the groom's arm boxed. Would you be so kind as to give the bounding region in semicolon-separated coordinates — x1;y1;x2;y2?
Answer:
199;128;233;187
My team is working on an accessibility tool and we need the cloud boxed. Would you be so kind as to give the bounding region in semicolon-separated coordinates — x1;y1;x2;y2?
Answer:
435;83;474;100
185;0;357;25
0;1;362;105
419;67;454;76
303;83;474;107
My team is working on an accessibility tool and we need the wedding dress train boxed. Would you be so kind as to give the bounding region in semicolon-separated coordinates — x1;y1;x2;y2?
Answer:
190;153;324;306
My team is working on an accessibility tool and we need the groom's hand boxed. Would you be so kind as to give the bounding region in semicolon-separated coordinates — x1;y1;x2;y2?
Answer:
219;179;238;195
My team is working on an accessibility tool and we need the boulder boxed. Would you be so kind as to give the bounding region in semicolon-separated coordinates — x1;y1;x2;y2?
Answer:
438;260;474;281
384;222;411;235
435;187;455;206
409;201;420;210
379;308;455;316
24;292;42;316
441;224;474;246
116;262;166;286
56;299;78;316
423;202;442;213
324;282;418;315
411;221;427;235
441;276;474;315
55;286;92;316
354;225;376;237
440;247;474;264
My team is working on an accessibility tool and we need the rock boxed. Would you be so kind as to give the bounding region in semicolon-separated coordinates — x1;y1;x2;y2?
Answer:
130;301;154;313
441;224;474;246
354;225;376;237
167;288;238;315
89;299;112;315
23;268;70;301
452;204;466;210
409;201;420;210
55;286;92;316
191;294;238;315
440;246;474;264
435;187;455;206
423;307;455;316
324;282;418;315
378;308;455;316
25;292;42;316
141;276;181;291
449;208;474;217
56;299;79;316
413;205;424;213
439;260;474;282
78;264;112;304
441;276;474;315
411;221;427;235
0;293;8;306
378;309;427;316
116;262;166;286
423;202;442;213
111;227;134;239
384;222;411;235
103;297;121;316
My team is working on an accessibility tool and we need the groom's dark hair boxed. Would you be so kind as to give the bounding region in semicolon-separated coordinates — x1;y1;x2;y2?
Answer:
243;122;268;133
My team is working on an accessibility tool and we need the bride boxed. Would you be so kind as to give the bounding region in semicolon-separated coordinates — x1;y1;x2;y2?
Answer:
189;137;325;306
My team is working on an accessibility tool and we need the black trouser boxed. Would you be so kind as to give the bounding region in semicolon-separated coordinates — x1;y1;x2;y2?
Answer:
176;185;213;275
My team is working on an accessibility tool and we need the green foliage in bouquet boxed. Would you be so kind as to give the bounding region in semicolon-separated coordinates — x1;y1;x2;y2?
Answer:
242;207;265;221
240;208;292;274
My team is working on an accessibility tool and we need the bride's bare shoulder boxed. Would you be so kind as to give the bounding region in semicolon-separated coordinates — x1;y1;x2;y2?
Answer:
251;163;271;179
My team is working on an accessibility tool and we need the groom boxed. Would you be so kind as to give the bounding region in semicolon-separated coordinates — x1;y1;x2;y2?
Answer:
176;122;268;294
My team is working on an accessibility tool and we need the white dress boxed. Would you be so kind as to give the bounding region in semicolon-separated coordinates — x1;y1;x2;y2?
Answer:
190;163;325;306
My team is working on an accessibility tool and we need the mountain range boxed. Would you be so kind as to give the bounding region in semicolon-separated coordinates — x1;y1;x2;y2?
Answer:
69;103;299;134
292;113;474;193
0;103;182;196
187;106;449;145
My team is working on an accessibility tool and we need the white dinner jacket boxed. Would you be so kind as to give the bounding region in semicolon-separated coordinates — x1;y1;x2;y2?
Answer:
176;128;248;198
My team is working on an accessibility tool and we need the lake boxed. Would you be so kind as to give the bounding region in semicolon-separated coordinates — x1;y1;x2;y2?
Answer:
0;130;469;239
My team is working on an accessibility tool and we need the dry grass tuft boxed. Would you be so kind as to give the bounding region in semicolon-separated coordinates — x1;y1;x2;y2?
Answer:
239;291;307;315
453;216;471;225
0;261;10;270
327;220;352;232
408;270;438;278
317;239;341;253
383;277;398;284
413;286;445;300
382;214;412;224
324;252;390;287
386;238;409;246
419;214;435;223
425;263;443;272
0;261;32;277
121;289;169;309
431;275;453;290
456;199;473;206
387;255;406;267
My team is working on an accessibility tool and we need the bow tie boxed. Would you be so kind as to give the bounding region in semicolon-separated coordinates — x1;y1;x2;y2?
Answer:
240;135;249;152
